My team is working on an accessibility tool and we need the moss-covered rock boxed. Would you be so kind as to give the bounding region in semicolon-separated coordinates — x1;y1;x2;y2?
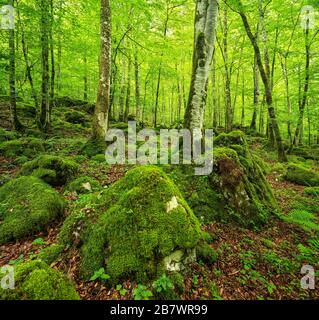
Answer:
210;131;278;228
58;166;202;282
81;138;106;158
38;244;65;265
284;164;319;187
0;176;65;244
304;187;319;196
0;128;18;142
0;261;80;300
19;155;79;186
0;138;45;158
66;176;101;194
65;110;88;125
290;146;319;161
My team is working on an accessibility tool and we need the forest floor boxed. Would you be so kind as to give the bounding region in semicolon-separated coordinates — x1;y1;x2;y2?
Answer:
0;100;318;300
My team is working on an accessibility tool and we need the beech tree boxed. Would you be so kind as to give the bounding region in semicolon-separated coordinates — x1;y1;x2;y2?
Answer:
93;0;112;140
184;0;219;130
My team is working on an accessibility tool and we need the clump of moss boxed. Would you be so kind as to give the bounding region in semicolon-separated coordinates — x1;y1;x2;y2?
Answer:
196;242;218;264
284;164;319;187
19;155;79;186
290;146;319;161
0;261;80;300
304;187;319;196
38;244;65;265
81;138;106;157
209;131;278;229
65;110;88;125
91;154;107;163
0;176;65;244
0;138;45;158
59;166;202;282
0;128;18;142
66;176;101;194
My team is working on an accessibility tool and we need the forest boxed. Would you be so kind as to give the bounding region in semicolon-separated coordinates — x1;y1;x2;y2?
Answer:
0;0;318;301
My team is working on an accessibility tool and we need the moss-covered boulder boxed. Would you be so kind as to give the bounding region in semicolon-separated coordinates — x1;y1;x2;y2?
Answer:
0;128;18;142
0;138;45;158
284;164;319;187
66;176;101;194
81;138;106;157
0;261;79;300
0;176;65;244
65;110;88;125
19;155;79;186
210;131;278;228
290;146;319;161
58;166;202;282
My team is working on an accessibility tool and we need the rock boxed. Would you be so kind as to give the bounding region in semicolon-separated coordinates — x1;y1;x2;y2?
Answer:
284;164;319;187
19;155;79;186
0;261;79;300
58;166;203;282
0;176;65;244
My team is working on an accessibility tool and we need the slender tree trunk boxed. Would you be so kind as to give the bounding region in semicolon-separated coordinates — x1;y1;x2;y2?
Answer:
280;56;292;144
238;3;287;162
17;1;39;112
124;54;131;122
184;0;219;130
39;0;50;132
84;51;88;101
119;53;126;122
93;0;111;140
293;18;310;146
8;0;22;131
250;53;260;130
134;47;141;122
241;69;245;127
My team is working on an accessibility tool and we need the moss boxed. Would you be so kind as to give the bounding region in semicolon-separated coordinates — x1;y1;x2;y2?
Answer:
38;244;65;265
0;128;18;142
0;261;79;300
0;138;45;158
214;130;246;147
290;146;319;161
208;131;278;229
196;242;218;264
91;154;107;163
59;166;202;282
46;137;86;156
284;164;319;187
82;138;106;157
14;156;29;165
66;176;101;194
169;272;185;294
19;155;79;186
304;187;319;196
64;110;88;125
0;176;65;244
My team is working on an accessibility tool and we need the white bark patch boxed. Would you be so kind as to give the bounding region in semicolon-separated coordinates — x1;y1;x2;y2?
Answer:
166;196;179;213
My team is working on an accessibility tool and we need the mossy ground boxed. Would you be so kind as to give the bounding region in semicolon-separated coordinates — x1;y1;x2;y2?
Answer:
0;107;318;300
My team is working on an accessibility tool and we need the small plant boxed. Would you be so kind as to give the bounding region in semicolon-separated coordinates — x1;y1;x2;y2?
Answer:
153;274;174;294
116;284;127;296
210;282;222;300
133;285;153;300
9;254;24;266
90;268;110;281
32;237;47;246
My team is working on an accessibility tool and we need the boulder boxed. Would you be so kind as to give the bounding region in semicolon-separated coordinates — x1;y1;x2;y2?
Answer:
0;176;65;244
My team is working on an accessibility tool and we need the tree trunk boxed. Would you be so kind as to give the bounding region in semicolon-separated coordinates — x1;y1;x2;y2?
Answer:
8;0;22;131
93;0;111;140
293;17;310;146
184;0;219;130
238;4;287;162
39;0;50;132
134;47;141;122
124;54;131;123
